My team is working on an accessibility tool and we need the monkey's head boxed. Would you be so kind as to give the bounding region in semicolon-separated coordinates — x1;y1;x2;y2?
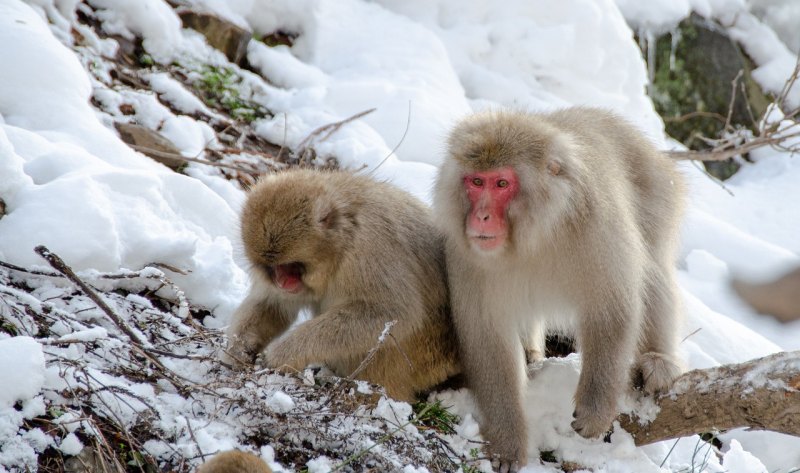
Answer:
435;110;581;258
241;170;355;296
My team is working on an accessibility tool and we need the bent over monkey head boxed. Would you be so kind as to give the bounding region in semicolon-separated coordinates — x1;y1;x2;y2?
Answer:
240;171;358;296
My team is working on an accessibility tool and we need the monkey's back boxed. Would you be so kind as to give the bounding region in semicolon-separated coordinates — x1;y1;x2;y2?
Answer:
322;172;459;399
540;108;686;252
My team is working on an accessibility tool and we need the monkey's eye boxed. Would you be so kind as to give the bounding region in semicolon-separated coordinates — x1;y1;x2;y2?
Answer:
497;179;509;188
471;177;484;187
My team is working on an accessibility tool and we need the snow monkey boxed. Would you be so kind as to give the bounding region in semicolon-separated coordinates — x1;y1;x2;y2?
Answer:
224;169;460;401
433;107;685;471
196;450;273;473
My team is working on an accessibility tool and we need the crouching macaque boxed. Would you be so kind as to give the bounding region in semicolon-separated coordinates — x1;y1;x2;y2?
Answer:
433;108;685;471
224;169;460;401
196;450;272;473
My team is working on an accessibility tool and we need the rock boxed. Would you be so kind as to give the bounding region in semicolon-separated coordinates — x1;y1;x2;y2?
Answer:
262;30;297;48
646;13;770;179
0;198;5;219
179;11;251;65
114;123;186;171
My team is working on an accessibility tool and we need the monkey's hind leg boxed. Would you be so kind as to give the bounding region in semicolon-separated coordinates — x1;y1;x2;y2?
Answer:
521;318;545;367
637;267;684;394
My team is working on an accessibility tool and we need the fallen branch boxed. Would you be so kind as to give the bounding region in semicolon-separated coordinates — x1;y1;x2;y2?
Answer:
620;350;800;446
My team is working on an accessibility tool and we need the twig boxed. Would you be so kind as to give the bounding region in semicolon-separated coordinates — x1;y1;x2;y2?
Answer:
724;70;743;131
348;320;397;380
296;108;376;153
129;144;262;174
367;101;412;175
0;259;62;277
667;127;800;161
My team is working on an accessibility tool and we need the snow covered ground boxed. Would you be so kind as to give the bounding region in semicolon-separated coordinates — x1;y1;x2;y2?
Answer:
1;0;799;471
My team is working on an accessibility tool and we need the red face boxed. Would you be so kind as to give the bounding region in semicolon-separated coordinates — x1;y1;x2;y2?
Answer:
463;167;519;251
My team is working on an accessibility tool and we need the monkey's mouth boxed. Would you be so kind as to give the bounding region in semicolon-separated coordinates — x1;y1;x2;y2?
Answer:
267;262;306;294
468;233;505;251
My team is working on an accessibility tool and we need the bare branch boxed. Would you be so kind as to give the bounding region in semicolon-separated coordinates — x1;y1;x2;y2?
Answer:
296;108;376;153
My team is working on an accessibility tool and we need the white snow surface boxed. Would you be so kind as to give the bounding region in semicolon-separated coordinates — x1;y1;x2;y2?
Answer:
1;0;799;471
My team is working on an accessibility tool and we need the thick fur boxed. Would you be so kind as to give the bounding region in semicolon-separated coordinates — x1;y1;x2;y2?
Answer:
433;108;686;469
196;451;273;473
225;169;460;401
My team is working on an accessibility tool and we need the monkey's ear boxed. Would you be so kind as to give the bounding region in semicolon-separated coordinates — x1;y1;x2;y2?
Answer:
317;204;340;230
547;160;563;176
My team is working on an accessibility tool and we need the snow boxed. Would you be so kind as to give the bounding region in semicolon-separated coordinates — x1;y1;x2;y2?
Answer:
0;337;46;408
1;0;799;471
721;440;768;473
58;433;84;456
267;391;296;414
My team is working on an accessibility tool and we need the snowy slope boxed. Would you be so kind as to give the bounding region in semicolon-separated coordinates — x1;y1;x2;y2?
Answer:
1;0;799;471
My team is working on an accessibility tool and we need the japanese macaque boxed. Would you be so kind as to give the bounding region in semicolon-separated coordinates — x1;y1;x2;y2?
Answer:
732;267;800;323
224;169;460;401
196;450;273;473
433;108;685;471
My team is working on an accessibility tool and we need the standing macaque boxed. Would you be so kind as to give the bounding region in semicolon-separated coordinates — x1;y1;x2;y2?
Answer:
224;169;460;401
196;450;273;473
433;108;685;471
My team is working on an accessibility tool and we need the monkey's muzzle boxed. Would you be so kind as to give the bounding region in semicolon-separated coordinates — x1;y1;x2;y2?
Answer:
267;262;306;294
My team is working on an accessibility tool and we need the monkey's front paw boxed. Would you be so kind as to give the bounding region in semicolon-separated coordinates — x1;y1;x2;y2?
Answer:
264;341;307;374
220;343;257;369
491;458;520;473
571;408;614;439
637;352;684;394
486;442;525;473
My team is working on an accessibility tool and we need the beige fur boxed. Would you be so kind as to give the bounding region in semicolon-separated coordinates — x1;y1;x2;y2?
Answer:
196;450;273;473
224;169;460;401
433;107;686;470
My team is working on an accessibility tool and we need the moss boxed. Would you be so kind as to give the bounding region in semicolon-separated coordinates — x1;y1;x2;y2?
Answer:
411;399;460;434
194;65;267;122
